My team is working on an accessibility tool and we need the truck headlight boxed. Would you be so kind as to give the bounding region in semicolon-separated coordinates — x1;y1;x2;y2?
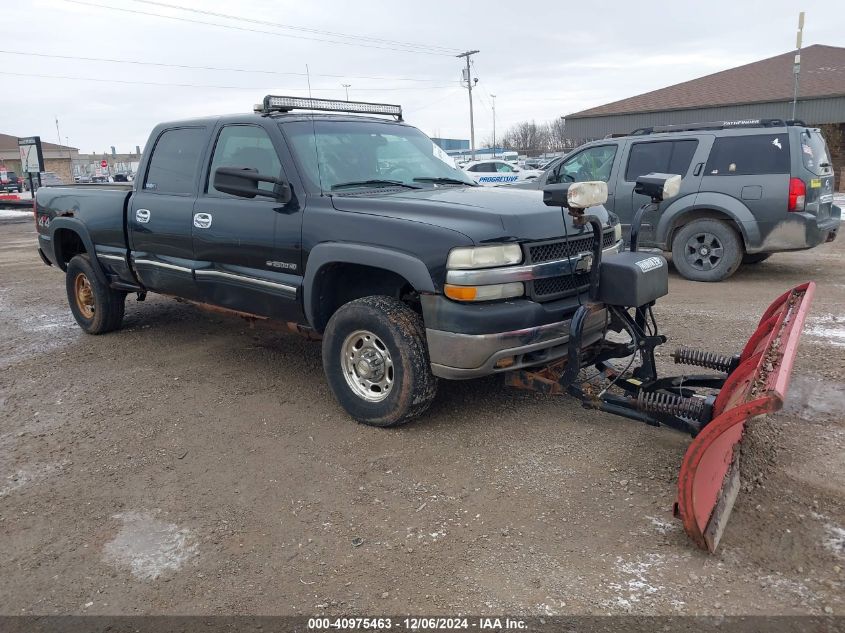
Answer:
447;244;522;269
444;282;524;302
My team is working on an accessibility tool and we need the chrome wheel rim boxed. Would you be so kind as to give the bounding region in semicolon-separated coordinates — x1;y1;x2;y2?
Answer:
684;232;724;271
341;329;394;403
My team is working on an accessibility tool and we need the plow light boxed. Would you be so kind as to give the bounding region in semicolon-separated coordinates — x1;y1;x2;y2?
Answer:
634;173;682;202
543;181;608;209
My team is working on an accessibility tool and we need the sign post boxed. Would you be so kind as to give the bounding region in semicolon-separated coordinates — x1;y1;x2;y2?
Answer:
18;136;45;194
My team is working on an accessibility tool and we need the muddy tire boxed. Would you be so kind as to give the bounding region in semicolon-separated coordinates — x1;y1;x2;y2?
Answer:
742;253;772;265
322;296;437;427
66;254;126;334
671;219;742;282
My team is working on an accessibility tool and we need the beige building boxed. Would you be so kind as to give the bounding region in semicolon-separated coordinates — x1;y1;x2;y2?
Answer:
0;133;79;184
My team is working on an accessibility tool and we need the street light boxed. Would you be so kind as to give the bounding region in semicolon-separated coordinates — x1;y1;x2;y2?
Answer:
342;83;351;101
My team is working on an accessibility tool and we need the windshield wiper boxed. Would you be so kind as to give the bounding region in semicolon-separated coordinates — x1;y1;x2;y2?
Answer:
331;179;421;190
413;177;476;186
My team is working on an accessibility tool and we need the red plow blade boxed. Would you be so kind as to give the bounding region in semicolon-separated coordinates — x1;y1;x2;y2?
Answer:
674;282;816;552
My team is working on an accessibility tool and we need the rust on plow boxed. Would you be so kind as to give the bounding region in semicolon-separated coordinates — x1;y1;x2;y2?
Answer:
674;281;816;552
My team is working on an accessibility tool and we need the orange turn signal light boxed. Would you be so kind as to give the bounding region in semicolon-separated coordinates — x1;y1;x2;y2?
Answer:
444;284;478;301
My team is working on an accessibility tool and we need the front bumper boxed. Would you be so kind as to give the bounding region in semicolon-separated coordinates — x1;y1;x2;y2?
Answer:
426;305;608;380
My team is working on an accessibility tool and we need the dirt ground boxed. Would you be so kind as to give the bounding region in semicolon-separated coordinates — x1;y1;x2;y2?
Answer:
1;217;843;616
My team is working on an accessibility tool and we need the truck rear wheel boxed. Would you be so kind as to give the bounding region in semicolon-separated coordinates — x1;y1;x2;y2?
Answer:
322;296;437;427
66;254;126;334
671;219;742;282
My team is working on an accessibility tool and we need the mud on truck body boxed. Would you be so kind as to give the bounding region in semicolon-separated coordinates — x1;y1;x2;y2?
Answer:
34;96;815;552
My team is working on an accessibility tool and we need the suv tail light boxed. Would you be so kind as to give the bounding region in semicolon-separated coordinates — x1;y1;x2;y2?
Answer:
788;177;805;212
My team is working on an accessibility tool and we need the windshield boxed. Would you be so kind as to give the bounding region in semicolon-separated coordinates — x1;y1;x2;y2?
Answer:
282;120;475;191
800;129;832;176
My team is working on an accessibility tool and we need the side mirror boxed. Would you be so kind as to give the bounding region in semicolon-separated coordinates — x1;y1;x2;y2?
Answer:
543;181;608;210
213;166;292;204
634;172;681;202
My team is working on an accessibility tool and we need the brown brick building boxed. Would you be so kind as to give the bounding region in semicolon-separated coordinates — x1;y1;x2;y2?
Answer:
564;45;845;190
0;133;79;184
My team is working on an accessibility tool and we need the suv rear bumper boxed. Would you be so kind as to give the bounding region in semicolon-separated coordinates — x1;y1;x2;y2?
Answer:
748;205;840;253
426;303;608;380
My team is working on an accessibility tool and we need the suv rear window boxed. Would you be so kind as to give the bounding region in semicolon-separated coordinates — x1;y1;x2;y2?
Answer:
625;140;698;181
705;134;789;176
799;129;831;176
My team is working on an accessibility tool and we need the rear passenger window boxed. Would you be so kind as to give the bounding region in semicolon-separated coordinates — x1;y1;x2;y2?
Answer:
705;134;789;176
144;127;206;195
625;140;698;181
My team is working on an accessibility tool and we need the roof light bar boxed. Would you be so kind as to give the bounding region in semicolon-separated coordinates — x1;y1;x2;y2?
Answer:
257;95;403;120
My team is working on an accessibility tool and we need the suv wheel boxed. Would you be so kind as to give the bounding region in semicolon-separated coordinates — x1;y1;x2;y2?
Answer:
671;219;742;282
322;296;437;427
66;254;126;333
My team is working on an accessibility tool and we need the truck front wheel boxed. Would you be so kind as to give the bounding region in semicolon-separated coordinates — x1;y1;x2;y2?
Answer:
322;296;437;427
66;254;126;334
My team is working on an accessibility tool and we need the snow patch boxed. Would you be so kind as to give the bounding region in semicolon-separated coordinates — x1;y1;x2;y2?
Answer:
823;523;845;559
103;511;198;580
647;516;679;535
603;553;665;611
806;314;845;348
0;462;67;497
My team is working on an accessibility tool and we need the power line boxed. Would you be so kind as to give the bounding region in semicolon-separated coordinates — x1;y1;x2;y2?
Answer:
0;70;458;92
0;49;448;83
131;0;461;55
62;0;458;56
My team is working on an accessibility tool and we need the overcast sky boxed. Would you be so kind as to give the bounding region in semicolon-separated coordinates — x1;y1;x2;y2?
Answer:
4;0;843;154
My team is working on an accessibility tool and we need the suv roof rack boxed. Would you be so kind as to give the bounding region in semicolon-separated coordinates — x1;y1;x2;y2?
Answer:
255;95;403;120
630;118;807;135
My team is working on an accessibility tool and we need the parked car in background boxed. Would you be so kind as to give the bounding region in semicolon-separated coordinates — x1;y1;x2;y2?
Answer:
112;173;133;182
75;174;93;184
462;159;543;186
0;170;23;193
504;119;839;281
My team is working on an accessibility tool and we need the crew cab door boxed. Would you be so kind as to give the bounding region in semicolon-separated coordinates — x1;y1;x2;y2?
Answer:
129;126;208;299
193;122;303;320
613;137;705;247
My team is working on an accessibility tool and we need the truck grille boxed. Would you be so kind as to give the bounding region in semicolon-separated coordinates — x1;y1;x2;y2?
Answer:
524;229;616;302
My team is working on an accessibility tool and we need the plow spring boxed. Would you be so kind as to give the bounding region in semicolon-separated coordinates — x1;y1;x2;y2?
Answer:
505;282;816;552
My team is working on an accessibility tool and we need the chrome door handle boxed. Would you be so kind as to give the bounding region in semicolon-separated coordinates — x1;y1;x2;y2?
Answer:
135;208;150;223
193;212;213;229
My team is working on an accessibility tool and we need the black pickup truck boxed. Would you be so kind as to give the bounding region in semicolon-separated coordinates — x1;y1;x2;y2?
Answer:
35;96;624;426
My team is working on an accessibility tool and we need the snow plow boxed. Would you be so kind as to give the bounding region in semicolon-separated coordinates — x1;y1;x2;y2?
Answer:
506;174;815;552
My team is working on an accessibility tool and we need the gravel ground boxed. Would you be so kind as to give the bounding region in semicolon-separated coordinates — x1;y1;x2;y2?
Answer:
0;218;843;616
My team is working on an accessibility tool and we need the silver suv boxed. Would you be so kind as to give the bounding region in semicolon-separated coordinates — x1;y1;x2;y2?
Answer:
509;119;840;281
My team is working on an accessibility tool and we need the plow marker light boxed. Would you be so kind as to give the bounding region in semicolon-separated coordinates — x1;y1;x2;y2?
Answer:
674;282;816;552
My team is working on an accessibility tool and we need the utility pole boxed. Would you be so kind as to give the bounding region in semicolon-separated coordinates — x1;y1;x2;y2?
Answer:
792;11;804;120
342;83;351;101
491;94;497;158
457;50;479;159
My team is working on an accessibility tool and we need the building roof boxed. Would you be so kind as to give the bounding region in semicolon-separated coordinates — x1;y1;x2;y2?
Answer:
568;44;845;119
0;133;78;152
